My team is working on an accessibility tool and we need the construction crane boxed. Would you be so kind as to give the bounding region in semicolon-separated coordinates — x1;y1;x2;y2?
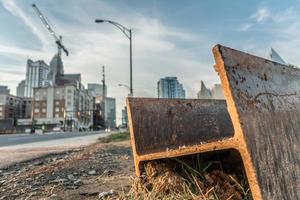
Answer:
32;4;69;56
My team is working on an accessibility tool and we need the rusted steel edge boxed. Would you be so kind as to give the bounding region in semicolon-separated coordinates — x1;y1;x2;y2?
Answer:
212;44;263;200
126;44;263;200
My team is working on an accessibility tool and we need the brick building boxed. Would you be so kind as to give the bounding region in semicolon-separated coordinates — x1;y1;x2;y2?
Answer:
33;84;93;131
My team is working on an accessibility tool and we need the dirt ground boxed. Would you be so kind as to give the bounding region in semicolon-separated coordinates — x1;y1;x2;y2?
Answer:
0;141;134;200
0;133;252;200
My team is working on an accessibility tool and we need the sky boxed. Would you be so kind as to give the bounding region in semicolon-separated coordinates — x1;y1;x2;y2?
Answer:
1;0;300;123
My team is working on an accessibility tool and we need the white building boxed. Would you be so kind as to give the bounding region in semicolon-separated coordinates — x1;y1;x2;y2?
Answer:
25;59;50;97
269;48;286;65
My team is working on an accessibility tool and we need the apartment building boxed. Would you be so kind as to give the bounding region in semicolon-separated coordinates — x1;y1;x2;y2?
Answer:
33;84;93;130
0;94;32;120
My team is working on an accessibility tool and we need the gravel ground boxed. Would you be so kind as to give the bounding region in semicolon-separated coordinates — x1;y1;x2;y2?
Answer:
0;141;133;200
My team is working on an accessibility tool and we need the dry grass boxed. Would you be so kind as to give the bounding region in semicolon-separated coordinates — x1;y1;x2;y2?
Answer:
112;150;252;200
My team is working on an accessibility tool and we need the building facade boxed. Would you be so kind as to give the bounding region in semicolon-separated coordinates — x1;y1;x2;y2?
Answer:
211;84;224;99
17;80;25;97
0;94;32;120
269;48;286;65
87;83;107;104
33;84;93;130
25;59;50;97
0;86;10;95
87;83;107;129
197;81;211;99
197;81;225;100
105;97;116;129
157;77;186;99
48;53;64;86
121;106;128;127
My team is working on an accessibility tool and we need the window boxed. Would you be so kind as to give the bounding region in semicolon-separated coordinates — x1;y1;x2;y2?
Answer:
34;108;39;113
55;101;60;105
55;107;59;112
55;114;59;118
42;108;46;113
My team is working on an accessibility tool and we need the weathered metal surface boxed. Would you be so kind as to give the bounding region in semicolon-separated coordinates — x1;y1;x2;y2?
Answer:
127;98;233;155
127;45;300;200
127;98;235;178
213;45;300;200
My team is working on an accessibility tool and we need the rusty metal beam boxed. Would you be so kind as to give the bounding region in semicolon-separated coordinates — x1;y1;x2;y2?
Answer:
127;98;234;175
127;44;300;200
213;44;300;200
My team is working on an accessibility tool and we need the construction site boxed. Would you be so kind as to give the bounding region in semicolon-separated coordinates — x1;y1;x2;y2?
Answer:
0;1;299;200
0;44;299;200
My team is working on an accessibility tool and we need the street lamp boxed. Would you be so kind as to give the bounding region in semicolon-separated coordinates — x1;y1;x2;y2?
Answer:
95;19;133;96
118;83;131;97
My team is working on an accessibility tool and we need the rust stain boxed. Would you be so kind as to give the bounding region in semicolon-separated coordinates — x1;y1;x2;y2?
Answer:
127;44;300;200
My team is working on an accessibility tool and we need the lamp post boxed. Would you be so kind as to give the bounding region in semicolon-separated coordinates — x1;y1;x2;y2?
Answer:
95;19;133;96
118;83;131;96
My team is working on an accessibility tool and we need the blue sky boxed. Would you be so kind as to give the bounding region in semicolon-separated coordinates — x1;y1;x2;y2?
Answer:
1;0;300;122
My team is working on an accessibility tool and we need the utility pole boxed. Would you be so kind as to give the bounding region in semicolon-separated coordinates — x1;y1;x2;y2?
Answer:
102;66;106;128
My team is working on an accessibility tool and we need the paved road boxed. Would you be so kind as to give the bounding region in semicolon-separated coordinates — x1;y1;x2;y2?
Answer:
0;131;107;147
0;131;112;168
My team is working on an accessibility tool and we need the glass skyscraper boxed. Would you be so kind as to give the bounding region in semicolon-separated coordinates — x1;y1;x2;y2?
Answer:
157;77;186;99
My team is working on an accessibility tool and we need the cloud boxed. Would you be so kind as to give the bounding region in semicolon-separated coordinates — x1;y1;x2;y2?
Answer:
239;23;253;32
0;44;47;58
239;6;300;66
250;8;270;23
0;0;216;125
1;0;50;50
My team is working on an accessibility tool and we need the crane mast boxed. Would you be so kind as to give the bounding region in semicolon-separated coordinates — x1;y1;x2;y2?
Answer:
32;4;69;56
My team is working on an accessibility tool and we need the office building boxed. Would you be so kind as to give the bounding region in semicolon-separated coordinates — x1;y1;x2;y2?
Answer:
105;97;116;129
25;59;50;97
48;53;64;86
0;85;10;94
16;80;25;97
197;81;211;99
211;84;225;99
197;81;225;99
269;48;286;65
157;77;186;99
121;106;128;127
87;83;107;104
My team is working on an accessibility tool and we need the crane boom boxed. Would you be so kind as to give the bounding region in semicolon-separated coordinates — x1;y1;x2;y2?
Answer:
32;4;69;56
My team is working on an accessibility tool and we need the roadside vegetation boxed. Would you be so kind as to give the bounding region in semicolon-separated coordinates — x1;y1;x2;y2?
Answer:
98;131;131;143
